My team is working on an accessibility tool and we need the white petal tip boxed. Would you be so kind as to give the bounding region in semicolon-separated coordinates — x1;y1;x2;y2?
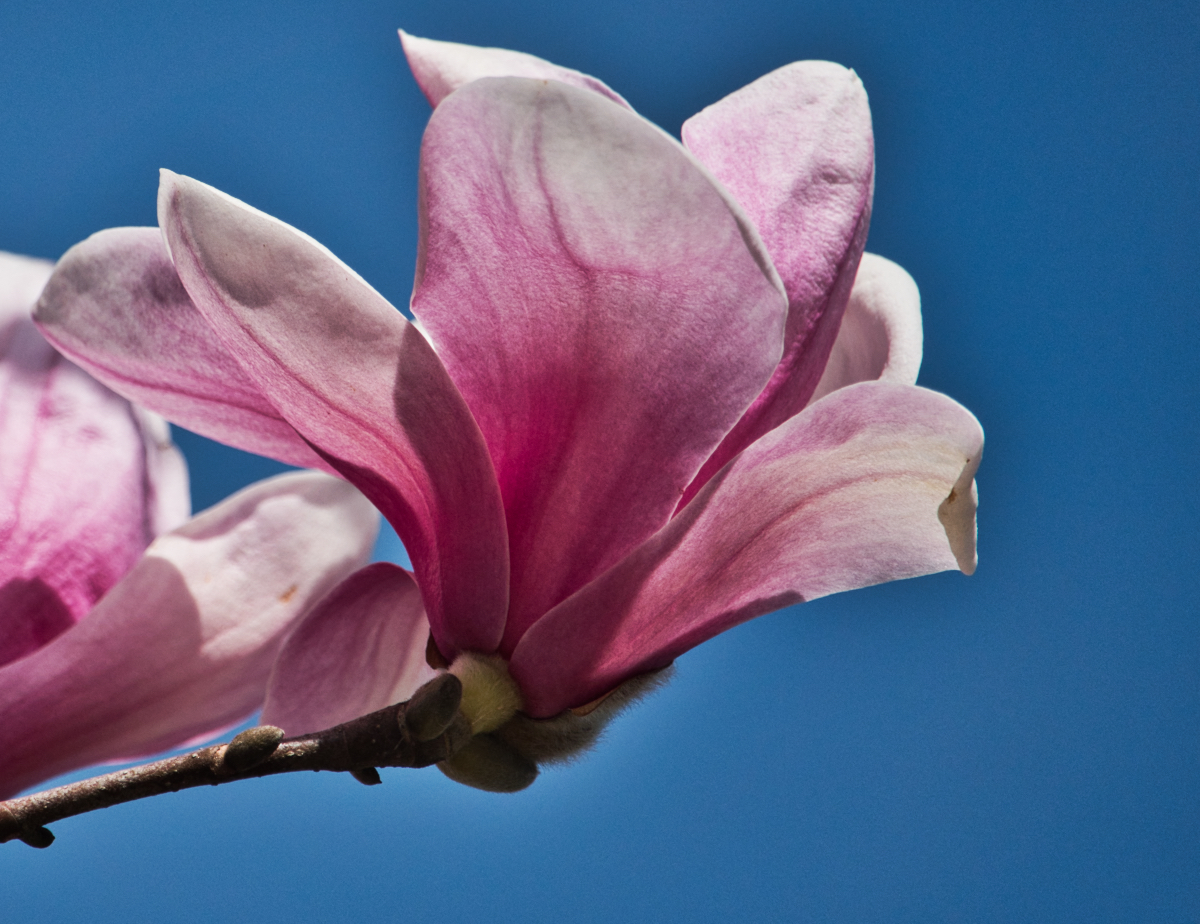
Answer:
938;471;979;575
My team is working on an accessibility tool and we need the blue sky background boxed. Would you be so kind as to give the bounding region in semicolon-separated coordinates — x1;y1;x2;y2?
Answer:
1;1;1197;921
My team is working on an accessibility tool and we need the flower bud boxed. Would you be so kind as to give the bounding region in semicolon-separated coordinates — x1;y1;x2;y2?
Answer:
438;735;537;793
221;725;285;773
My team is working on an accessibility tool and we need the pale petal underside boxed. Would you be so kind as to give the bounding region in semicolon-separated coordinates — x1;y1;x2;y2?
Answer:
36;228;329;471
262;562;436;736
809;252;923;401
156;172;510;657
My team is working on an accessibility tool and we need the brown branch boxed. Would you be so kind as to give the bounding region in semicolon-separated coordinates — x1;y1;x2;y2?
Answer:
0;673;467;849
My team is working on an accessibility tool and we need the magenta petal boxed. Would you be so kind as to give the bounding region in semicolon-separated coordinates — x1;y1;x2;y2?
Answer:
35;227;330;471
511;382;983;716
809;253;924;402
1;255;188;667
0;471;378;798
157;172;509;657
262;562;435;735
414;78;787;653
681;61;875;505
399;31;631;110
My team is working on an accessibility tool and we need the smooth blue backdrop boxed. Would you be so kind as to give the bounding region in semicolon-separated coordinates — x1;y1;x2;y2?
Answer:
2;1;1197;921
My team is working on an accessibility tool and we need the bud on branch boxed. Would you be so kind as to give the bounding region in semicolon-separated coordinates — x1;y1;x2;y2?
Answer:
0;673;466;849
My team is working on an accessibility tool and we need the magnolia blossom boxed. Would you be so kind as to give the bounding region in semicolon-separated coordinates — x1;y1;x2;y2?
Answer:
0;252;379;798
36;36;982;790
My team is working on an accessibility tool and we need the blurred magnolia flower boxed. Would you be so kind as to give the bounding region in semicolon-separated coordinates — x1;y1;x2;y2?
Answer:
35;35;982;791
0;252;379;798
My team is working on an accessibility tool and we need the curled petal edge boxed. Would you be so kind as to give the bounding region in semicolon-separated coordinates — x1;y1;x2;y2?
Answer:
34;227;331;472
809;252;924;401
262;562;436;737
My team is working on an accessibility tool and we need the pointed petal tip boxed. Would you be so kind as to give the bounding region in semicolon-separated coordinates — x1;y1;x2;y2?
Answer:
398;30;630;110
157;167;181;203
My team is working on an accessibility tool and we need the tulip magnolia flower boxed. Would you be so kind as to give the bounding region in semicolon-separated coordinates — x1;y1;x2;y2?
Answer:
0;252;379;798
36;35;982;791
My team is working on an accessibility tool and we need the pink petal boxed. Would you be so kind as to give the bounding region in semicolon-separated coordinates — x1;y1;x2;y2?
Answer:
809;253;923;402
35;228;331;472
399;31;631;110
157;172;509;657
132;406;192;538
1;256;188;668
413;78;787;654
261;562;435;736
0;471;378;798
680;61;875;506
511;382;982;716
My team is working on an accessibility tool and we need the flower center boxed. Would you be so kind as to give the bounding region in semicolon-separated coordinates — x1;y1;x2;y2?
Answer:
448;652;523;734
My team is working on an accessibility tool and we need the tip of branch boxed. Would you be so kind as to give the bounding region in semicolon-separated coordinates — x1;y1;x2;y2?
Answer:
18;826;55;849
349;767;383;786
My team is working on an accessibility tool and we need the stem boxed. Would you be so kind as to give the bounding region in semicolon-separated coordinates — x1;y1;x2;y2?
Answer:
0;673;468;849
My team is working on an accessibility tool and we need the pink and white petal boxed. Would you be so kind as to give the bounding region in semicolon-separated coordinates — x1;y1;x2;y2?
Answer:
262;562;435;736
0;321;179;667
399;31;631;110
133;406;192;538
0;471;378;799
35;228;330;472
158;172;509;657
809;253;923;402
413;78;787;653
0;253;53;335
511;382;982;717
680;61;875;505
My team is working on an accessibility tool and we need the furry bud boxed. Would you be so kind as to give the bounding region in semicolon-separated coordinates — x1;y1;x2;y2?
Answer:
450;653;523;734
438;734;538;793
